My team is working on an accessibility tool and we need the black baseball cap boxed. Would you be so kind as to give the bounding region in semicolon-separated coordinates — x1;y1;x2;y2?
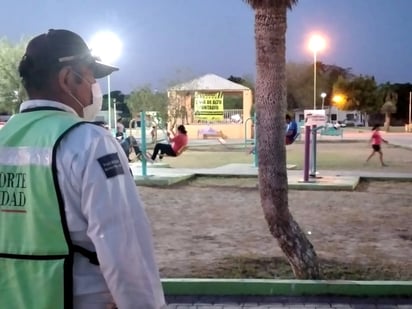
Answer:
20;29;119;79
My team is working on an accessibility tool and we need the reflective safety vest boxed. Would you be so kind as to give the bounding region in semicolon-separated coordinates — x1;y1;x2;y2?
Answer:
0;109;86;309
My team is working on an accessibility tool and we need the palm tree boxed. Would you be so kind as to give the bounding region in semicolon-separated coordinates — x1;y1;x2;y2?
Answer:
380;90;397;132
243;0;320;278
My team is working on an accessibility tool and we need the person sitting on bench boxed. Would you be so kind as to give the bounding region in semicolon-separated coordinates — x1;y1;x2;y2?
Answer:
249;114;298;154
121;136;142;162
285;114;298;145
149;125;188;162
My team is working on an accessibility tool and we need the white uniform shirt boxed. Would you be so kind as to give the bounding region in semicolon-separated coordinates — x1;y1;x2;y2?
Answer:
20;100;166;309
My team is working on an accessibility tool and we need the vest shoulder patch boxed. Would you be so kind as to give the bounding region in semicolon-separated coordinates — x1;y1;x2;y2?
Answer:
97;153;124;178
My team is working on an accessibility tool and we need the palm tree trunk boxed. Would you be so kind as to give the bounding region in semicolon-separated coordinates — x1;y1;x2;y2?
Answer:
254;6;320;279
384;112;390;132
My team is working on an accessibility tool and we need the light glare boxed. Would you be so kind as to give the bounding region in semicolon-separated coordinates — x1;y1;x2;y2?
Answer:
89;31;122;64
308;34;326;53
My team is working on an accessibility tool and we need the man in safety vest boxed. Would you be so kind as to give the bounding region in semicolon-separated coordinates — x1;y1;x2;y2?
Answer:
0;29;165;309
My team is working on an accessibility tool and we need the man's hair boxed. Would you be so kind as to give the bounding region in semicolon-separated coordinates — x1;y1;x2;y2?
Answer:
18;56;59;92
285;114;291;121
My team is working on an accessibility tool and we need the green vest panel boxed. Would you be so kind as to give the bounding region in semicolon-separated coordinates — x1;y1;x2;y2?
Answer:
0;109;84;309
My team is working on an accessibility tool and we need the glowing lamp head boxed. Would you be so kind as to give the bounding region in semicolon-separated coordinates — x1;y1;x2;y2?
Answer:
89;31;122;64
308;34;326;53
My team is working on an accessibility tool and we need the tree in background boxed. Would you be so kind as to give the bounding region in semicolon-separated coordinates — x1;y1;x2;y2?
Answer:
126;86;168;127
167;91;189;130
378;83;398;131
332;75;379;124
388;83;412;124
243;0;320;279
286;62;352;111
0;38;28;113
286;62;313;109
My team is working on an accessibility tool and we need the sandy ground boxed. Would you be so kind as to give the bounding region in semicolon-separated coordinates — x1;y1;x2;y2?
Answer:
138;179;412;279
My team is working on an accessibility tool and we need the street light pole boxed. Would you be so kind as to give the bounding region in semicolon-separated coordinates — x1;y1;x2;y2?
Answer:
113;98;117;126
313;51;317;110
308;34;326;111
107;75;111;131
409;91;411;125
408;91;411;132
321;92;326;110
89;31;122;133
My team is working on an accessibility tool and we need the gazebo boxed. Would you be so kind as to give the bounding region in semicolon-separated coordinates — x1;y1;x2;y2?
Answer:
168;73;253;139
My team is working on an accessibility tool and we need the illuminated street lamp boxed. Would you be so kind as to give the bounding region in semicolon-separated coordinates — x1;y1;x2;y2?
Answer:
332;94;344;122
308;34;326;109
320;92;327;110
89;31;122;131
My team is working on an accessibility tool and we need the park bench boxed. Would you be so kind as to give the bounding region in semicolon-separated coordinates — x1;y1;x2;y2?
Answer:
319;126;343;138
202;130;227;139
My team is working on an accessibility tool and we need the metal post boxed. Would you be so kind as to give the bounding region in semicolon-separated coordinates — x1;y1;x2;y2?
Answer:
107;75;112;134
313;51;317;110
303;126;311;182
244;117;253;148
310;125;317;177
409;91;411;130
113;100;117;127
140;111;147;177
253;113;258;167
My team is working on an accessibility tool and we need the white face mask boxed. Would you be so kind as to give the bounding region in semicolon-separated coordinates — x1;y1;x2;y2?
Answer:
83;83;103;121
68;73;103;121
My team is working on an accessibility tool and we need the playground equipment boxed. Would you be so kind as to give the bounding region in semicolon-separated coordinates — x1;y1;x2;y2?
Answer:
244;110;325;181
246;113;300;168
243;115;255;148
147;111;168;144
301;109;327;182
130;112;188;177
243;114;257;167
139;111;148;176
128;112;167;145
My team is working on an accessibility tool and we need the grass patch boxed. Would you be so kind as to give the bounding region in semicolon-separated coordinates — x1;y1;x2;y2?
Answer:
162;142;412;173
190;176;258;189
163;255;412;280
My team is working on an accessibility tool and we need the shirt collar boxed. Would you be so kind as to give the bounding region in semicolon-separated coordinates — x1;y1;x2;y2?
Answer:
19;100;79;116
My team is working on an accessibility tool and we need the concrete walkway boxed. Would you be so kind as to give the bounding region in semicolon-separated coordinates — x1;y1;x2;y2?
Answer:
131;130;412;188
131;162;412;189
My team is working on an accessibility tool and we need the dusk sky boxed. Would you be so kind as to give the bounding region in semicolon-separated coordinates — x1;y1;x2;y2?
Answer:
2;0;412;93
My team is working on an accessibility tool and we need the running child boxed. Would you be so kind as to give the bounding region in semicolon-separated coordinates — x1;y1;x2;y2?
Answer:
365;124;388;167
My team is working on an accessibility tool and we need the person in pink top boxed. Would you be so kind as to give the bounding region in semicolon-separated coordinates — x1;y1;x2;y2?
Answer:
149;125;188;161
365;124;388;166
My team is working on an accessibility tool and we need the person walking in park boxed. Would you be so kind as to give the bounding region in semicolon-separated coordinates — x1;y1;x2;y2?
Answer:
0;29;165;309
149;124;188;162
365;124;389;167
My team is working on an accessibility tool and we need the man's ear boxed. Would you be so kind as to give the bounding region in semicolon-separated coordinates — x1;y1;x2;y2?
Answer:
57;66;73;94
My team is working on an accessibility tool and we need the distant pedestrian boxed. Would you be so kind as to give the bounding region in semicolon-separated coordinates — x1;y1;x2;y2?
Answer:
365;124;388;167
